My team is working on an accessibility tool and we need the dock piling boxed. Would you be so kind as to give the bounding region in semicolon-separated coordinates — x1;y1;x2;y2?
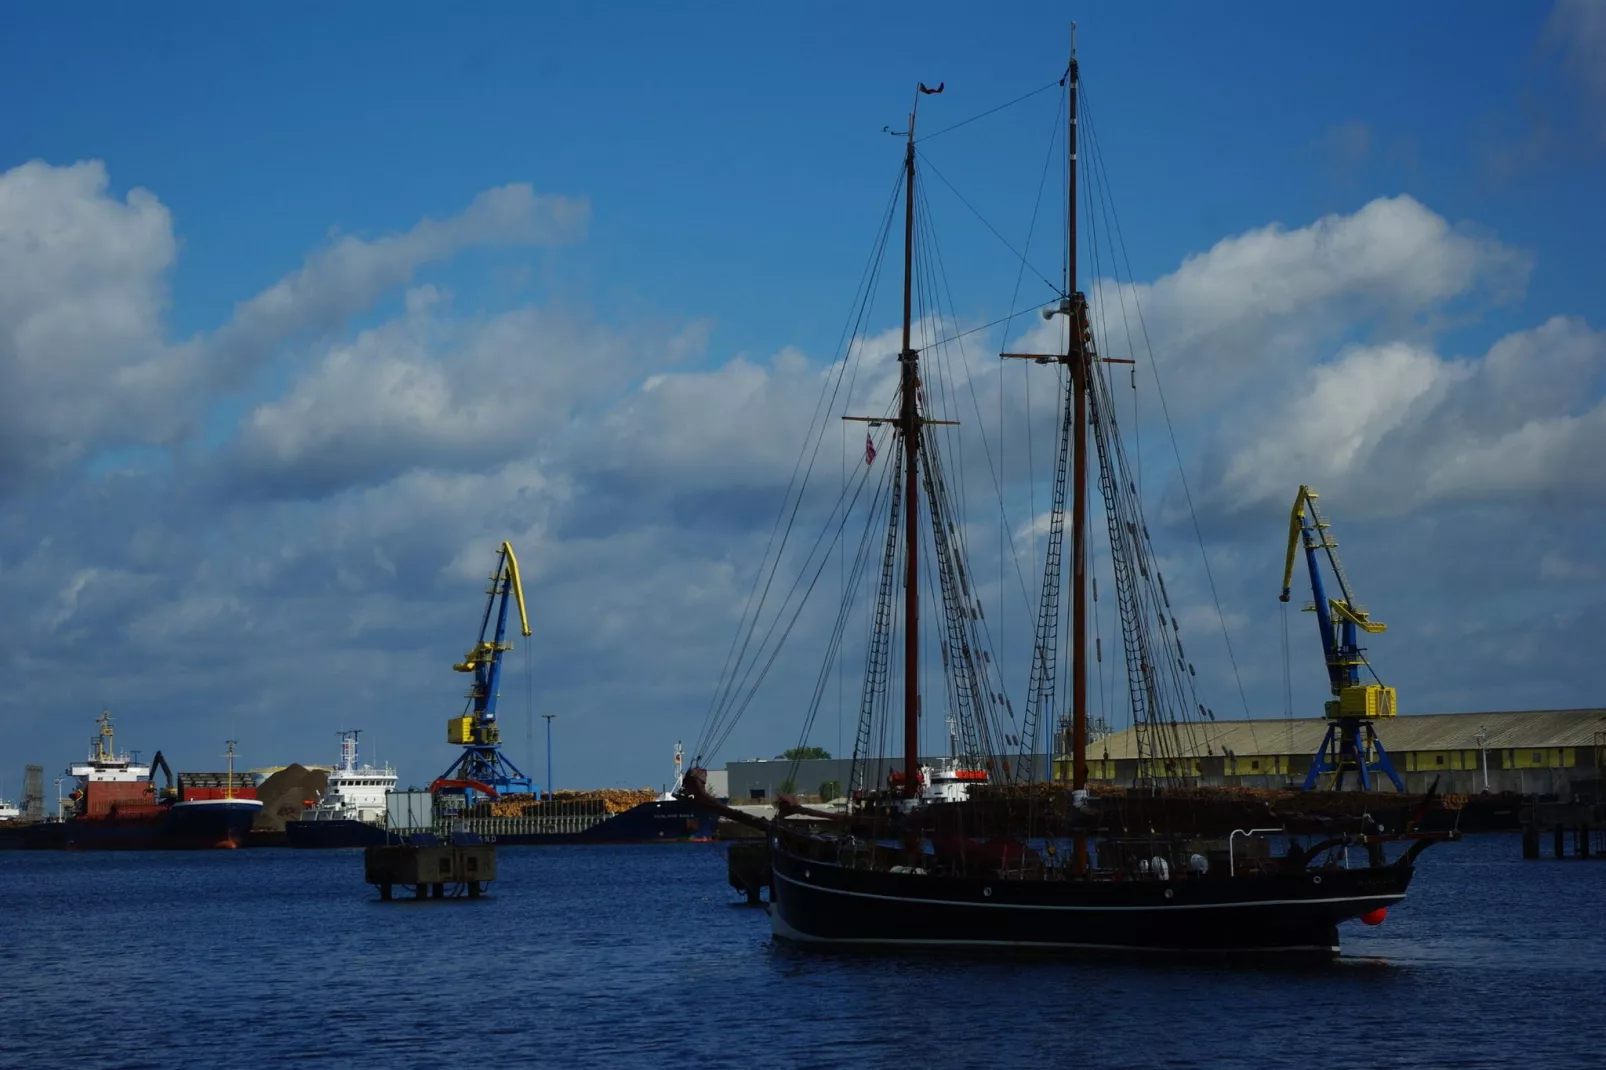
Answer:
1521;797;1606;861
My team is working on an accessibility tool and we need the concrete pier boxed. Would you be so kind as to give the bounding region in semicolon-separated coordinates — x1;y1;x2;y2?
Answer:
364;842;497;899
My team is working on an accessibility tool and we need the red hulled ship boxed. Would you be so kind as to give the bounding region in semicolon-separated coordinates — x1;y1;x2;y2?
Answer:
63;712;261;850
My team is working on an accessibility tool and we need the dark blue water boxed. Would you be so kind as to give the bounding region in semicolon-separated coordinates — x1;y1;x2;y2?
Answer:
1;833;1601;1069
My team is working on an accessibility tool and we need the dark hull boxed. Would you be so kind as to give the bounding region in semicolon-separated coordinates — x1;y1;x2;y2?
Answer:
769;837;1412;955
0;822;68;850
64;801;260;851
481;800;718;846
284;818;392;849
282;800;718;848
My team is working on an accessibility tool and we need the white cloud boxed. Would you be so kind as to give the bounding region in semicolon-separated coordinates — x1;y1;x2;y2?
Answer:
586;346;827;492
1212;341;1455;509
1015;511;1054;544
1548;0;1606;142
229;300;710;499
4;169;1602;786
1041;195;1530;417
1540;550;1602;581
1209;316;1606;513
0;160;587;493
200;183;587;386
0;161;174;487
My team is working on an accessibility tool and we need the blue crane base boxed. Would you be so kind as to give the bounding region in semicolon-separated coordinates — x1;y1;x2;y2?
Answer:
435;744;535;805
1302;719;1404;792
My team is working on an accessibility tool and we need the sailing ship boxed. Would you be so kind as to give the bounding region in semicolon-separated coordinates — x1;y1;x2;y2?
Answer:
683;28;1456;955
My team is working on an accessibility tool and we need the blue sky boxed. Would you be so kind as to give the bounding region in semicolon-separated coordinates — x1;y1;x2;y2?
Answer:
11;2;1599;352
1;1;1602;789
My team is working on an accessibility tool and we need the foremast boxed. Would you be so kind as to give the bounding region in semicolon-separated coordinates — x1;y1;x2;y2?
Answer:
897;95;922;800
844;85;948;800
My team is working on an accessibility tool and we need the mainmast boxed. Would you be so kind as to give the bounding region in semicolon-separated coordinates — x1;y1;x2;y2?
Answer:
899;94;921;799
1008;30;1087;795
1067;25;1088;795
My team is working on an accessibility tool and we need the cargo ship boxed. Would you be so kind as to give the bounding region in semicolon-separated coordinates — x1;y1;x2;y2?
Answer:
59;712;262;850
433;789;719;845
431;739;713;844
284;730;397;848
290;790;715;848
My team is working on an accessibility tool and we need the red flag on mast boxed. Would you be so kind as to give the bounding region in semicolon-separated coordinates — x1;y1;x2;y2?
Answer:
865;433;877;466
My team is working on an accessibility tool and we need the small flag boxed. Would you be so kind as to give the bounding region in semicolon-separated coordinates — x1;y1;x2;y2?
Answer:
865;433;877;466
919;82;945;95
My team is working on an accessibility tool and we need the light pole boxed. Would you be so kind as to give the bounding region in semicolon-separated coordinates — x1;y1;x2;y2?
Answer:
1476;724;1489;792
543;714;555;800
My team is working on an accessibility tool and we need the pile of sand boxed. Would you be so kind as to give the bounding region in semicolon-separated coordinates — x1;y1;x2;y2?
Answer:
254;764;329;831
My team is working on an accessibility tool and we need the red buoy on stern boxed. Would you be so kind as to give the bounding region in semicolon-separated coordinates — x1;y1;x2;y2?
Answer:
1360;908;1387;926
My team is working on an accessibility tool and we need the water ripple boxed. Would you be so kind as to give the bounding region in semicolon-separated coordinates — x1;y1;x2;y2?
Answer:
0;834;1600;1069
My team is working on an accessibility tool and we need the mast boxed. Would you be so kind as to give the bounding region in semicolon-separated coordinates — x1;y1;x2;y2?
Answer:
1067;24;1088;795
900;96;921;798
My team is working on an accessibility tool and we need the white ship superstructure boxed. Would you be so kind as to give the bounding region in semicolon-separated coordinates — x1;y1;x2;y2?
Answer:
71;710;151;788
302;730;396;824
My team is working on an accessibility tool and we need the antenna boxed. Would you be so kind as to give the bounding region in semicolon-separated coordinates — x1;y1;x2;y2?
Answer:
339;729;361;773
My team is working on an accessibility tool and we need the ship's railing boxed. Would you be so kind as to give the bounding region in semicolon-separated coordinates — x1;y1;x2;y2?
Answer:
447;814;603;837
1228;828;1283;876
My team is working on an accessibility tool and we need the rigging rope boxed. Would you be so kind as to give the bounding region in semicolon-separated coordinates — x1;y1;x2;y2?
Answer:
791;448;896;791
923;208;1028;766
917;77;1065;143
1083;80;1258;751
695;161;904;765
699;62;1261;799
710;436;888;763
525;639;534;780
1281;600;1295;757
913;183;1035;682
916;151;1063;298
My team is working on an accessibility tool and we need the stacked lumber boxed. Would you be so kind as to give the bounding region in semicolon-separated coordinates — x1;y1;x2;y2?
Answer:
477;788;661;818
550;788;659;814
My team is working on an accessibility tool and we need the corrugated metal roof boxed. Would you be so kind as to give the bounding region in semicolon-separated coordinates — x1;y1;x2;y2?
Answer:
1090;708;1606;759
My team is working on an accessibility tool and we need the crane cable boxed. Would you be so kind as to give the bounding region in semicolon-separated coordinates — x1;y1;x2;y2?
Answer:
1280;600;1294;756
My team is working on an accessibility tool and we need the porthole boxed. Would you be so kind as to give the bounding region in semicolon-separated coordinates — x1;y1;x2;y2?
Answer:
1313;875;1323;885
983;887;993;897
1164;889;1173;899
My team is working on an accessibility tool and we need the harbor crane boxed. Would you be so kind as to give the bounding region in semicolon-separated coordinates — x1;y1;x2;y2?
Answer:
1279;485;1404;791
430;541;537;806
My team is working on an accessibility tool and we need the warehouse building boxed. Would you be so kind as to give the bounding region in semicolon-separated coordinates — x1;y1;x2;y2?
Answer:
721;708;1606;800
1057;708;1606;796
